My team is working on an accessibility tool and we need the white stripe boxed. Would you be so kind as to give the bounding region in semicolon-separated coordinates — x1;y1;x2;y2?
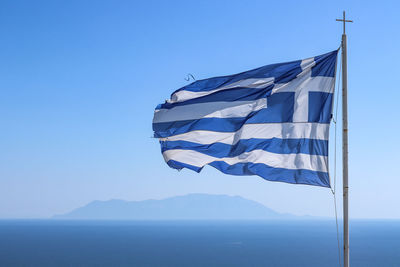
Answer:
216;78;274;90
153;99;267;123
273;76;335;94
159;123;329;144
300;57;315;73
168;78;274;104
163;149;328;172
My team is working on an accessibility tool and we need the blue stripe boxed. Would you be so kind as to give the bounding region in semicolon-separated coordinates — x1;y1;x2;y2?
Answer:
167;160;330;187
157;85;274;110
153;117;246;138
308;92;333;123
161;138;328;156
311;50;338;77
173;60;302;94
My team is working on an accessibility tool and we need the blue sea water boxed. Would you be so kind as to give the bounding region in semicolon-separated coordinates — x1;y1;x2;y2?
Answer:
0;220;399;267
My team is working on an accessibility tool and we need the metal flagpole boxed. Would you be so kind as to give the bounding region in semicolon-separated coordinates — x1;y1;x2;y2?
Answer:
336;11;352;267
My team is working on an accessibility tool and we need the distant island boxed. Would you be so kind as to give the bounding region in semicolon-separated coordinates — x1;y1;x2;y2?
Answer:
53;194;303;220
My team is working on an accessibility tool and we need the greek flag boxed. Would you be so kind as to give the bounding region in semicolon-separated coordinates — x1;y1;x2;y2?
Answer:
153;51;337;187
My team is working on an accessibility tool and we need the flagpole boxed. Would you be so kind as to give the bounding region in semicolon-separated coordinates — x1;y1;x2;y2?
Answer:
336;11;352;267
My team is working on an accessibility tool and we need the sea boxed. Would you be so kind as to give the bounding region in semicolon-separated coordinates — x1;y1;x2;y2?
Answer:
0;220;399;267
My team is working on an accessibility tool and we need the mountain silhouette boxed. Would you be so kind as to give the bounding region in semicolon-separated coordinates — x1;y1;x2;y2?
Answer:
53;194;297;220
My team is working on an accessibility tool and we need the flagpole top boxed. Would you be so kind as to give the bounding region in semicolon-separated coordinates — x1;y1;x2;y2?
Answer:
336;10;353;34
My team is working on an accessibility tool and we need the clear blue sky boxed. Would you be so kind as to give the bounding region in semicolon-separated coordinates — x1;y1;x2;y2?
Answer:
1;0;399;219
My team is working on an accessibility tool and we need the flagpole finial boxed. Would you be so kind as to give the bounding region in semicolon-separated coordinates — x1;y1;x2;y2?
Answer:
336;11;353;34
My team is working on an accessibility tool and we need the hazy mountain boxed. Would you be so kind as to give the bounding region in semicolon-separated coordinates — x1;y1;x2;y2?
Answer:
53;194;297;220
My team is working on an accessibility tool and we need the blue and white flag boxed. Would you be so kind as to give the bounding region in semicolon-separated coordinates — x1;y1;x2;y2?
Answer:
153;51;337;187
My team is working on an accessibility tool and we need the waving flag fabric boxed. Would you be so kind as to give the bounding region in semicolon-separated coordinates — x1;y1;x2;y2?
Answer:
152;51;338;187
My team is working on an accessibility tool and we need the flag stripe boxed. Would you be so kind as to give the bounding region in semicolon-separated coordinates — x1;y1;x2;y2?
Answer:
167;160;330;187
172;60;302;93
158;122;329;143
153;105;332;137
161;138;328;156
163;149;328;173
272;76;335;94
